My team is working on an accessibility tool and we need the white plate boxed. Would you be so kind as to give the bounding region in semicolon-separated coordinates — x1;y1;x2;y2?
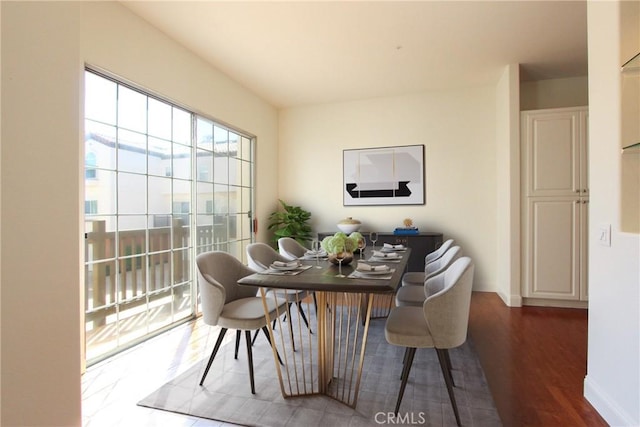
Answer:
270;264;300;271
356;268;391;275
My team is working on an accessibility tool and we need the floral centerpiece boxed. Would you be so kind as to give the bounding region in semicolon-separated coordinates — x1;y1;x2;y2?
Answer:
321;231;364;265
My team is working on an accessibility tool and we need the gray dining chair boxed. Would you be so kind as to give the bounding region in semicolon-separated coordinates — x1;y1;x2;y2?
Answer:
277;237;308;260
384;257;474;426
278;237;318;312
401;238;455;287
395;245;462;307
246;242;313;348
196;251;286;394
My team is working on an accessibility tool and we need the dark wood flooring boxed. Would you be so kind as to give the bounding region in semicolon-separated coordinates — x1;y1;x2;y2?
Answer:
468;292;607;427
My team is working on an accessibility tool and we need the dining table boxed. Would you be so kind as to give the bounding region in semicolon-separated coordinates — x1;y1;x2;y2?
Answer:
238;245;411;408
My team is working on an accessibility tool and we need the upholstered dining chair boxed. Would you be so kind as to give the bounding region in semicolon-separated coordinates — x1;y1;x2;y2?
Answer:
277;237;308;260
278;237;318;312
196;251;287;394
385;257;474;426
396;245;462;307
246;242;313;347
401;238;455;287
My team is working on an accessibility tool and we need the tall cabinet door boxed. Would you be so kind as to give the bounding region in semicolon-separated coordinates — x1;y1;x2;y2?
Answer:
522;109;588;196
524;198;581;300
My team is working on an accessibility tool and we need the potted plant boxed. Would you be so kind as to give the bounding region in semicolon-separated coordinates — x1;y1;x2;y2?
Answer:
267;199;313;247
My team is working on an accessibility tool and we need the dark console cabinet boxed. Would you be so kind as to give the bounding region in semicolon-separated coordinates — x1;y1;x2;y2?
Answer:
318;231;444;272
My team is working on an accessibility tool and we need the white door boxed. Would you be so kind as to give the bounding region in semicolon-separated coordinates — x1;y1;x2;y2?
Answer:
522;109;585;197
524;198;581;300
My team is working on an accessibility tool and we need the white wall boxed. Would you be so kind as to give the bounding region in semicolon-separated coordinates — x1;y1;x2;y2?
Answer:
1;2;279;425
2;2;83;425
495;64;522;306
279;87;498;291
584;1;640;425
520;75;589;110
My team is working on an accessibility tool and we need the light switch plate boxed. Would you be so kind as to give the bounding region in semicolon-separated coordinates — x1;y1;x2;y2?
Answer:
597;223;611;247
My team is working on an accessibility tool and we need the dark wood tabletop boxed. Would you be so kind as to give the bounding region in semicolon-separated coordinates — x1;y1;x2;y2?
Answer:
238;248;411;293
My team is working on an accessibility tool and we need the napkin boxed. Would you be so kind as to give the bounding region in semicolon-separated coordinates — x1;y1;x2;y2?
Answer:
272;260;299;268
383;243;405;250
357;262;390;272
372;250;400;259
305;249;327;256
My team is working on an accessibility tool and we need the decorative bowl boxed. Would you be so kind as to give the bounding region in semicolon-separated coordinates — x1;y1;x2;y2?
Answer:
337;217;362;234
327;251;354;266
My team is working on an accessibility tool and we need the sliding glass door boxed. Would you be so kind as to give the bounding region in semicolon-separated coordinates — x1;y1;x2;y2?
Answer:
84;69;254;364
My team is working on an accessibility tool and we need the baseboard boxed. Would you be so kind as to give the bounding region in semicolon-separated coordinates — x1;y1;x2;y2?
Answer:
496;290;522;307
522;297;588;309
584;375;638;426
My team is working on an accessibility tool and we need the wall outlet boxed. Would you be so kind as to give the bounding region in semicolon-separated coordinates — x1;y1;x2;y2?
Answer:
597;223;611;247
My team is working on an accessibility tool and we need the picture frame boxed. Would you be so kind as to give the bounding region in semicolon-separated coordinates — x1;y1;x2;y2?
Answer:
343;144;425;206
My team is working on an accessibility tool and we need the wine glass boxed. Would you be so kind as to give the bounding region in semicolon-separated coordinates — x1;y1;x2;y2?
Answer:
370;232;378;251
312;238;322;269
358;237;366;259
335;251;346;278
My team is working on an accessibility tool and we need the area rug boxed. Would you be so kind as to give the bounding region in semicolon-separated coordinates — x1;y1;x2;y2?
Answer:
138;317;501;426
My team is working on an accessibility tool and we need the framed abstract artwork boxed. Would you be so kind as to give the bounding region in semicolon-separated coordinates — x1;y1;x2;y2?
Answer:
343;144;425;206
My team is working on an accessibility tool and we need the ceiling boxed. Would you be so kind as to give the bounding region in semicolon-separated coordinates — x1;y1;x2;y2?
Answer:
121;1;588;109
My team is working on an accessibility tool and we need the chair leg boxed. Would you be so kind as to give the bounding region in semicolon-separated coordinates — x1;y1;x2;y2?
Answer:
297;301;312;332
199;328;228;386
312;292;318;314
234;330;241;359
443;348;455;387
261;326;284;365
395;347;416;416
436;348;461;426
244;330;256;394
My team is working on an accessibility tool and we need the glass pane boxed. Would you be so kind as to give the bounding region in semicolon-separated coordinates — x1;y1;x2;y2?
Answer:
173;281;191;320
214;126;229;154
117;253;147;301
213;154;229;184
173;218;191;249
228;157;240;185
85;259;117;310
229;132;239;157
118;86;147;133
196;149;212;182
86;170;117;215
148;251;171;291
85;218;116;263
213;184;229;214
85;121;116;170
148;137;171;177
241;159;251;188
85;71;116;125
241;187;251;214
230;213;244;240
173;107;191;145
195;217;214;252
118;129;147;174
173;248;191;284
148;98;171;140
240;136;251;161
197;181;213;214
173;143;191;180
214;213;228;242
117;173;146;214
196;117;213;150
148;176;171;214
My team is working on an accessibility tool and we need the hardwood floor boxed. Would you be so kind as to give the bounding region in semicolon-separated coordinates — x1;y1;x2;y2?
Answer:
468;292;607;427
